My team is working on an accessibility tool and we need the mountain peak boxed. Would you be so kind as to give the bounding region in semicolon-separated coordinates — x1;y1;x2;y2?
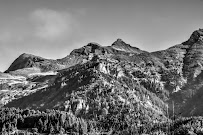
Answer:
18;53;46;60
112;38;129;47
111;38;144;54
87;42;101;46
20;53;32;57
183;28;203;45
116;38;124;42
198;28;203;32
5;53;45;73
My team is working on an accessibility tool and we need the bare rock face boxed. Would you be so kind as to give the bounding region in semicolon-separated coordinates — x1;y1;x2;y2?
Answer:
70;42;120;57
70;43;105;56
182;29;203;81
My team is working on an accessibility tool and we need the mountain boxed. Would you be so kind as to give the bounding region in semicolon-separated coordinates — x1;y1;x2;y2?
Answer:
169;29;203;116
111;38;145;54
5;53;84;77
2;29;203;134
6;59;168;122
5;40;144;76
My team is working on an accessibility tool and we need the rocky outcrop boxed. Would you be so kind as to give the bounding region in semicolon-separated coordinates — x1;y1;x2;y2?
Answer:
183;29;203;45
70;42;104;56
182;29;203;81
70;42;129;57
112;38;145;54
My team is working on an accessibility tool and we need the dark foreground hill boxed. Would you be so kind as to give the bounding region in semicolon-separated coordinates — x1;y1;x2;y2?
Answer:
2;29;203;134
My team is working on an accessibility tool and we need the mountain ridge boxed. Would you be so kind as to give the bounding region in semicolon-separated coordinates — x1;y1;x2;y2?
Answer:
2;29;203;126
5;39;145;74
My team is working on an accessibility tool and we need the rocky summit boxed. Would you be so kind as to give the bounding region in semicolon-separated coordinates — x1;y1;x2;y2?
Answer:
2;29;203;134
112;38;145;54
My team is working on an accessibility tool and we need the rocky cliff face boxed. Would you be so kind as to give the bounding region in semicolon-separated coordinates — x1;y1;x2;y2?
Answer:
2;28;203;120
182;29;203;81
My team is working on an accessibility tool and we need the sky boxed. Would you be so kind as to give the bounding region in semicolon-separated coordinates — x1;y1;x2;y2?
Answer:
0;0;203;71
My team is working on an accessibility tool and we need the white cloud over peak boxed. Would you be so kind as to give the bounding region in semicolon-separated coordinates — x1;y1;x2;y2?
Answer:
31;9;73;41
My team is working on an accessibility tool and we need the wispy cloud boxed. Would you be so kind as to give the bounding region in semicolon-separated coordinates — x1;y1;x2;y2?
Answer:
31;9;73;41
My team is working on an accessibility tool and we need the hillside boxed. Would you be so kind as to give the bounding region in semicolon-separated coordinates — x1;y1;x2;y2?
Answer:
2;28;203;134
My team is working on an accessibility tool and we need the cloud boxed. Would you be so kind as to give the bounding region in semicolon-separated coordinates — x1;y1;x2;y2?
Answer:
31;9;73;41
